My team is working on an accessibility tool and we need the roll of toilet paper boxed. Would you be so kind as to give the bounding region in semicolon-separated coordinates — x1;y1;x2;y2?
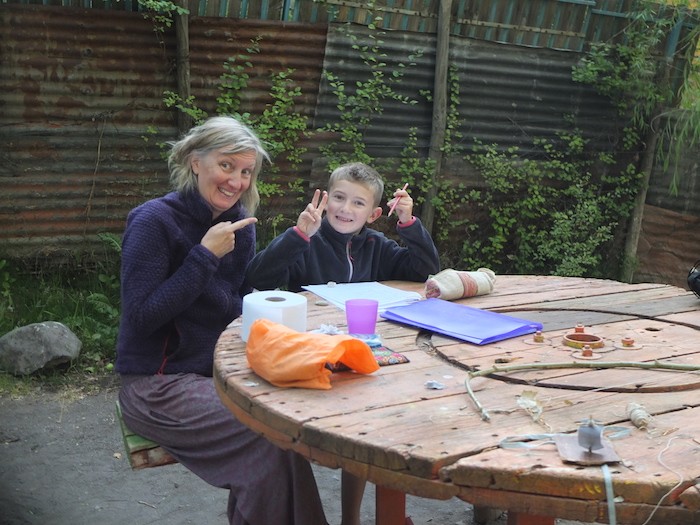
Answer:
241;291;308;342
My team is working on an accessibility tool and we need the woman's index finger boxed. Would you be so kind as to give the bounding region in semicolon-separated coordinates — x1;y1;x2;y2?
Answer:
230;217;258;231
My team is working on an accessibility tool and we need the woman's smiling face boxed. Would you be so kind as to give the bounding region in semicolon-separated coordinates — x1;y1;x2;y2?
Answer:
191;148;257;219
325;179;381;235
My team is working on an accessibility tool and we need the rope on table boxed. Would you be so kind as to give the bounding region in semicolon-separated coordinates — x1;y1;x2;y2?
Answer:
461;370;692;431
639;435;692;525
463;360;700;422
602;464;617;525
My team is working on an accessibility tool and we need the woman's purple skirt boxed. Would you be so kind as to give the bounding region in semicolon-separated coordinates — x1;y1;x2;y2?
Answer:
119;373;328;525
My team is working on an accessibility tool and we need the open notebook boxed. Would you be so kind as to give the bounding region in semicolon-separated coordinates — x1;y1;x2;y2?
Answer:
302;282;422;313
381;297;542;345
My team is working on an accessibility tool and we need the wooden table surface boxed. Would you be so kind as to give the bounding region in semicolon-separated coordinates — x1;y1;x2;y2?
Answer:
213;276;700;525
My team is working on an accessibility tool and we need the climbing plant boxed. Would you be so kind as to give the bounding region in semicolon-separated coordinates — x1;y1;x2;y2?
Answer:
462;127;639;277
319;6;469;249
318;9;420;171
157;38;312;244
402;65;470;245
571;0;700;280
459;0;700;279
136;0;188;42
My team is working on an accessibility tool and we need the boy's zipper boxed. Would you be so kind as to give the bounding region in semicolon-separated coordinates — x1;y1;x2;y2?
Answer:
346;240;354;281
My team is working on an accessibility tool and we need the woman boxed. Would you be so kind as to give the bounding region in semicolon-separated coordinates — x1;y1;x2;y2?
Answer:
115;116;328;525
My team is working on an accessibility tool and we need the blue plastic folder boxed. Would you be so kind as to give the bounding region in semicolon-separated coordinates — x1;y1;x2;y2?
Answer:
380;298;543;345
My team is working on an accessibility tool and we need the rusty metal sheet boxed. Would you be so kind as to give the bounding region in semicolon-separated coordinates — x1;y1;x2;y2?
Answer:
0;5;328;260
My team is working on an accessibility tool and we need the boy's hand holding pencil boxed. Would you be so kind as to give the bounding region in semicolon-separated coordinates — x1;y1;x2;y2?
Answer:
387;183;413;223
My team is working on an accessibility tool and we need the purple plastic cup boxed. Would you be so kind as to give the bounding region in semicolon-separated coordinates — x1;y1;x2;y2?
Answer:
345;299;379;335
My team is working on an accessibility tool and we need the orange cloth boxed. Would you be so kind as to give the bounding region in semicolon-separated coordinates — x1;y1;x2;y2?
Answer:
246;319;380;389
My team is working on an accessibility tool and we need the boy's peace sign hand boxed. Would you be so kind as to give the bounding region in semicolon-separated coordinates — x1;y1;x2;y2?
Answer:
296;189;327;237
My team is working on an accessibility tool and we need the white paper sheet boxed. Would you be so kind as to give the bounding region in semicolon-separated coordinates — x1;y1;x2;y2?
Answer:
302;282;422;313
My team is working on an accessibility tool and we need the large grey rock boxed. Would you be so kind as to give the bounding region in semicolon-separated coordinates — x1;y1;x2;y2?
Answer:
0;322;82;375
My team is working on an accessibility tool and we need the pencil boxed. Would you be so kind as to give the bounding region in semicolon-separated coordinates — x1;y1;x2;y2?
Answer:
388;183;409;217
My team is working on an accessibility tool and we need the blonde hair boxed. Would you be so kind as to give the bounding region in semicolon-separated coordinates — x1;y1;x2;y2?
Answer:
328;162;384;207
167;116;269;214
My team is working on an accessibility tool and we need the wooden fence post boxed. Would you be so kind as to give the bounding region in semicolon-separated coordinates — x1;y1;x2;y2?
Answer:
423;0;452;234
175;1;192;133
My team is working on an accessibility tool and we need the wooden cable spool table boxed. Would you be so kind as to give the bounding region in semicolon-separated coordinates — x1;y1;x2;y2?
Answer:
214;276;700;525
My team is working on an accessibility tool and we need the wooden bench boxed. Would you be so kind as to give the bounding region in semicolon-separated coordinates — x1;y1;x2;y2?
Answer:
115;401;178;470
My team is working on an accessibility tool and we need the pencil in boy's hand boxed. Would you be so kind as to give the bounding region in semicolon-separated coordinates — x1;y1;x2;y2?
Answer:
388;183;409;217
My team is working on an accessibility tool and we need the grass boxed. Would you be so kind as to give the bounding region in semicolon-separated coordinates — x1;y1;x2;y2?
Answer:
0;256;122;397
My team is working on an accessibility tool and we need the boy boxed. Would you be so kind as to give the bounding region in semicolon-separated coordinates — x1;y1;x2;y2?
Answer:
246;162;440;292
245;161;440;525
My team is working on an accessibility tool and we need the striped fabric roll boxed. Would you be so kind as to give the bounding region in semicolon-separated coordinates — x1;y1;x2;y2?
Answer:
425;268;496;301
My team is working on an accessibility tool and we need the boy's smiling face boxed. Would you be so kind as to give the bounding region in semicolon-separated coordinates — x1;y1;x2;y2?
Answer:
326;179;382;235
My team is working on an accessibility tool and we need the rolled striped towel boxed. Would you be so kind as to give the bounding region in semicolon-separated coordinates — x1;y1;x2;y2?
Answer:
425;268;496;300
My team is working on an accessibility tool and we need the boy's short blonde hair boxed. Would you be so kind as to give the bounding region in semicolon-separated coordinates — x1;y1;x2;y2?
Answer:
328;162;384;207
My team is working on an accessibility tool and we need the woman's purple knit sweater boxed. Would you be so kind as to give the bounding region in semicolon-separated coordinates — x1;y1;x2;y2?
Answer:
115;190;255;377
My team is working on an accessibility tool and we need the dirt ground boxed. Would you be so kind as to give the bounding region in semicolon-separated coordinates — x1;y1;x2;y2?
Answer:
0;384;592;525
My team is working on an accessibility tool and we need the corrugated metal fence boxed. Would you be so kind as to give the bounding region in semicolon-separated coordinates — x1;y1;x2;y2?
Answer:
1;0;699;286
0;5;328;259
6;0;683;50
